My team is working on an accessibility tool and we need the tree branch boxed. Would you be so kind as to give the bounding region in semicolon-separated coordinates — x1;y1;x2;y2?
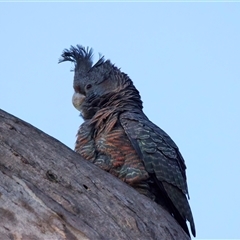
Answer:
0;109;190;240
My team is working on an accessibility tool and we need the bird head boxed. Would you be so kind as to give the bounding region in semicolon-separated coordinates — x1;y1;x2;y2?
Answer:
59;45;142;120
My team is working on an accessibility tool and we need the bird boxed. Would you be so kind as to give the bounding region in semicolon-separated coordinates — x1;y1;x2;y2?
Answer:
59;45;196;237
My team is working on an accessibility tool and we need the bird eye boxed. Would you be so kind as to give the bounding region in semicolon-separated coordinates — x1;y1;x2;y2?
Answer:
86;84;92;90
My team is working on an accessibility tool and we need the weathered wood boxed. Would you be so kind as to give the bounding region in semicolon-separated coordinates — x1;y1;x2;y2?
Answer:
0;109;190;240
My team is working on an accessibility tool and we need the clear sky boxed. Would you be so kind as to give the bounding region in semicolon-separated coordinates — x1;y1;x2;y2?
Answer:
0;2;239;239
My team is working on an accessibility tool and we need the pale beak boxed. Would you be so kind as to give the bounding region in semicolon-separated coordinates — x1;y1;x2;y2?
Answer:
72;92;85;112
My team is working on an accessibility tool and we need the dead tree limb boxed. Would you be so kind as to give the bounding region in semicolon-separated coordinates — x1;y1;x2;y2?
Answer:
0;109;190;240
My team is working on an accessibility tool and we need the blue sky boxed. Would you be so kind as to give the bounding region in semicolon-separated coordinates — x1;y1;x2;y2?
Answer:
1;3;239;239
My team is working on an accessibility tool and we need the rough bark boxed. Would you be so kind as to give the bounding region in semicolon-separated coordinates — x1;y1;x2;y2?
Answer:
0;109;190;240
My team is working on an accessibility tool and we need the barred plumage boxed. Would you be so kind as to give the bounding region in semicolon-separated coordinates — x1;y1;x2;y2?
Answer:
59;45;196;237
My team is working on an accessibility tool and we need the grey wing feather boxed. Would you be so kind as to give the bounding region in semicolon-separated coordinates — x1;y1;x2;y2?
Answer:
120;111;188;194
120;111;196;237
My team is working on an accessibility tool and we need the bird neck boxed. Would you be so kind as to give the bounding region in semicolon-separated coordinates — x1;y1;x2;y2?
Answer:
89;84;143;133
